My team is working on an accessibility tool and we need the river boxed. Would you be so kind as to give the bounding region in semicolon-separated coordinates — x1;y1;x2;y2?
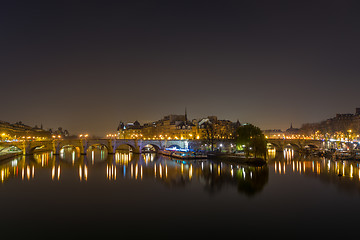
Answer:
0;147;359;237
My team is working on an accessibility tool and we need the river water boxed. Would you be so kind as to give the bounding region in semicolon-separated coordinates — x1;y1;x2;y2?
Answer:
0;148;360;237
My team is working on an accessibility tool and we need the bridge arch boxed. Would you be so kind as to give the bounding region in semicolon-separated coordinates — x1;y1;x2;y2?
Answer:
115;144;136;152
167;144;182;150
60;144;81;152
304;144;319;149
0;145;23;154
57;141;83;155
58;145;81;162
28;144;53;155
284;143;301;151
87;144;109;152
267;143;282;152
141;144;160;153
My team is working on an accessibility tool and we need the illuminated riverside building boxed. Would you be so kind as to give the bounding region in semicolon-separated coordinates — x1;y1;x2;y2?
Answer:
301;108;360;141
263;125;311;140
0;120;51;141
116;114;239;140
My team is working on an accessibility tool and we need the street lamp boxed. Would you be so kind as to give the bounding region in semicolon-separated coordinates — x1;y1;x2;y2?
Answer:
79;134;88;139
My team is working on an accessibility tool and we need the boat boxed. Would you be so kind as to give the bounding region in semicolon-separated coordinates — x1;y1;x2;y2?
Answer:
173;151;207;159
171;150;207;159
159;146;207;159
158;149;174;156
334;150;354;160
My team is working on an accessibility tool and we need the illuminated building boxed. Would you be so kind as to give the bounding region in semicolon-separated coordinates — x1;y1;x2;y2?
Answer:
0;120;51;141
301;108;360;140
117;121;142;139
116;113;238;140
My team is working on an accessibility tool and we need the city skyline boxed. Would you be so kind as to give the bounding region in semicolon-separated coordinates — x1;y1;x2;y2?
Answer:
2;106;360;138
2;1;360;136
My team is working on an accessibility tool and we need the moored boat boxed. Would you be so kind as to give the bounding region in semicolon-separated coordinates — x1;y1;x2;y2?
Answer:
334;150;354;160
158;149;174;156
171;150;207;159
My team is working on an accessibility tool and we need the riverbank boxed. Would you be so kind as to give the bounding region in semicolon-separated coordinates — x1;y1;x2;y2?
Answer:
207;153;267;166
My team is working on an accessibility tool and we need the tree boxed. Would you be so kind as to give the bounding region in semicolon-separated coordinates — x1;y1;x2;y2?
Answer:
202;121;217;151
235;124;267;159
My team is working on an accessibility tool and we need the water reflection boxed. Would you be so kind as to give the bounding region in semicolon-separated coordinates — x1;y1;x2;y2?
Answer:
270;149;360;194
0;155;35;182
0;149;269;196
4;148;360;196
107;152;269;196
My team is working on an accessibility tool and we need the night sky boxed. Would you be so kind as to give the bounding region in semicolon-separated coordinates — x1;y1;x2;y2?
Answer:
2;0;360;136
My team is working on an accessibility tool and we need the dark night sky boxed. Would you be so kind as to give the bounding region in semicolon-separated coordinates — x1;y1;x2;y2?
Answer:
1;0;360;136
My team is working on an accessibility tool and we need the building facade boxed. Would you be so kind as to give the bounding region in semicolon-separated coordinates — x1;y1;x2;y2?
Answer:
116;114;239;141
300;108;360;140
0;121;51;141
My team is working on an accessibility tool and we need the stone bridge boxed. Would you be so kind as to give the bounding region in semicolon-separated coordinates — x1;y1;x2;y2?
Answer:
0;138;326;155
0;139;189;155
267;138;324;152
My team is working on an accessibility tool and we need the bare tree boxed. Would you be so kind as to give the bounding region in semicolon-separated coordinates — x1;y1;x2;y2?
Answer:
202;122;217;151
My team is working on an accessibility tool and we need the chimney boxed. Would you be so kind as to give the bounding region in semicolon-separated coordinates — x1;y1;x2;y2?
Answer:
356;108;360;115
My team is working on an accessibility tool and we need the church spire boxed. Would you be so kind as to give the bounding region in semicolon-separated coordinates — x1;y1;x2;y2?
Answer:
185;107;188;121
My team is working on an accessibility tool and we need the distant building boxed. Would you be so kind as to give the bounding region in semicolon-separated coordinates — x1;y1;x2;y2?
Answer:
50;127;70;138
116;111;238;140
301;108;360;138
117;120;142;139
0;120;51;140
262;129;284;139
285;123;301;135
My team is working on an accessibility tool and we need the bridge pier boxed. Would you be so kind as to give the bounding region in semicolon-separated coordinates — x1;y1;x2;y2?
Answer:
22;141;31;155
108;139;114;154
80;139;88;155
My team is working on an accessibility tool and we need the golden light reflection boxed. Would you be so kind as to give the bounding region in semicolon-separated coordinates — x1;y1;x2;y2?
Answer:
51;166;55;180
154;164;157;178
273;155;360;185
84;165;88;181
189;164;193;180
135;164;138;179
106;164;117;180
79;165;82;181
159;164;162;178
57;166;60;180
